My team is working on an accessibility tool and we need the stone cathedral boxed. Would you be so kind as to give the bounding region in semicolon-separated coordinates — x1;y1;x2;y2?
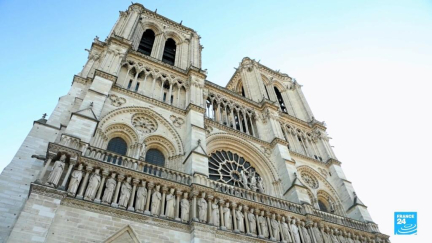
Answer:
0;3;389;243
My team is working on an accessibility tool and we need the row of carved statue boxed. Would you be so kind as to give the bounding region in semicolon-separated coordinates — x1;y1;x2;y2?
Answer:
41;156;386;243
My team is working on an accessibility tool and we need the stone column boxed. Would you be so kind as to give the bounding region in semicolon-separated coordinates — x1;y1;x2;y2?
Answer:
160;186;168;218
232;202;238;233
266;211;273;239
219;199;226;230
94;170;109;203
175;190;182;221
127;178;139;211
244;205;250;235
111;174;125;208
59;160;76;190
76;166;92;199
144;182;154;215
191;191;198;222
36;157;53;184
207;195;214;224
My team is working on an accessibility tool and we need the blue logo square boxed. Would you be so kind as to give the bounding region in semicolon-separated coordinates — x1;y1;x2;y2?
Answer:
394;212;417;235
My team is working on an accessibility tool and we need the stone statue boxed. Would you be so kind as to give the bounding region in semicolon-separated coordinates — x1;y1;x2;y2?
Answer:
270;214;280;241
354;235;361;243
102;173;117;204
240;170;249;190
249;171;257;191
46;154;67;187
165;188;176;218
180;193;189;222
211;199;219;226
291;219;301;243
223;203;232;229
281;217;292;243
67;163;83;196
322;227;332;243
118;177;132;208
135;181;147;213
84;169;101;201
330;229;340;243
259;211;269;238
236;205;245;232
346;232;355;243
338;230;347;243
300;222;311;243
248;209;257;234
312;222;324;243
151;185;162;216
197;193;207;223
257;176;265;193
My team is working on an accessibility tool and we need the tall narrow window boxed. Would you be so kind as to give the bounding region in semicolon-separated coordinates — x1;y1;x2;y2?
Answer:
241;87;245;97
162;38;176;65
138;29;155;56
135;82;140;92
274;87;287;113
127;80;133;90
145;149;165;167
107;137;127;156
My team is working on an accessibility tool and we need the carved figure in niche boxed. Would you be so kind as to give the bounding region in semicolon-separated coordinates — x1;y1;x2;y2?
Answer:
197;192;208;223
291;219;301;243
84;169;101;201
312;222;324;243
102;173;117;204
329;198;336;213
46;154;67;188
300;222;311;243
135;181;147;213
338;230;347;243
322;227;332;243
259;211;269;238
271;214;280;241
118;177;132;208
151;185;162;216
330;229;340;243
257;176;265;193
223;202;232;229
346;232;355;243
236;205;245;232
211;199;219;226
281;217;292;242
248;209;257;234
240;170;249;190
165;188;176;218
180;193;189;222
67;163;83;196
249;171;257;191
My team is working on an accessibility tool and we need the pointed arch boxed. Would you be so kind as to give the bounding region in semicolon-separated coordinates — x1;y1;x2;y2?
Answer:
206;133;280;196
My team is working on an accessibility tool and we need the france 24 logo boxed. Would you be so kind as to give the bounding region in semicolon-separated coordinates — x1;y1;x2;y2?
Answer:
394;212;417;235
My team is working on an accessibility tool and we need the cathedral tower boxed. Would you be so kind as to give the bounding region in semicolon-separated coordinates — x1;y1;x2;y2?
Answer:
0;3;389;243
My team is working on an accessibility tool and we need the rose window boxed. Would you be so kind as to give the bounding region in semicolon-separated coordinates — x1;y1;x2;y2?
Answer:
208;150;263;191
300;171;319;189
131;114;157;133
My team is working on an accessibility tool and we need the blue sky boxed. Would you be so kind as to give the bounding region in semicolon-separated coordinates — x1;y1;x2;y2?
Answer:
1;1;431;241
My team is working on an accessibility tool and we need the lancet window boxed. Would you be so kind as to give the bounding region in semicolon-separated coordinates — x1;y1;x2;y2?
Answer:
162;38;176;65
205;95;258;138
138;29;155;56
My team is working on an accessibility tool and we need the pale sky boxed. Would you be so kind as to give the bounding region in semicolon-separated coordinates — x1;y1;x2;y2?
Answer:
1;1;431;242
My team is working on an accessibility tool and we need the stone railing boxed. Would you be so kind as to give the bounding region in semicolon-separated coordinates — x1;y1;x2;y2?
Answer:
84;145;192;185
34;143;388;243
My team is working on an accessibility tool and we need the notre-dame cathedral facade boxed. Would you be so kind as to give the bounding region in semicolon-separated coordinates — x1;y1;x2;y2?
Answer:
0;3;389;243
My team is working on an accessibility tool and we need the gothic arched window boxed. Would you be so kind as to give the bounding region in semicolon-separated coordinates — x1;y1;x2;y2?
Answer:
138;29;155;56
318;199;328;212
274;87;287;113
145;149;165;167
162;38;176;65
208;150;262;190
107;137;127;156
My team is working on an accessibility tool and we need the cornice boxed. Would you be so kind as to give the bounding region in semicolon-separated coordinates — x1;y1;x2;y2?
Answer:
112;86;187;116
205;81;261;109
72;75;90;85
289;151;328;167
141;8;197;34
94;69;117;82
186;103;206;114
325;158;342;167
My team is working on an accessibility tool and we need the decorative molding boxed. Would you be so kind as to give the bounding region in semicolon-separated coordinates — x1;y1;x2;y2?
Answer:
94;69;117;82
109;94;126;107
169;115;184;128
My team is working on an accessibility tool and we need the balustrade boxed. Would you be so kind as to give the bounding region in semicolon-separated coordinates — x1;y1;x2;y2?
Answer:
35;143;385;242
